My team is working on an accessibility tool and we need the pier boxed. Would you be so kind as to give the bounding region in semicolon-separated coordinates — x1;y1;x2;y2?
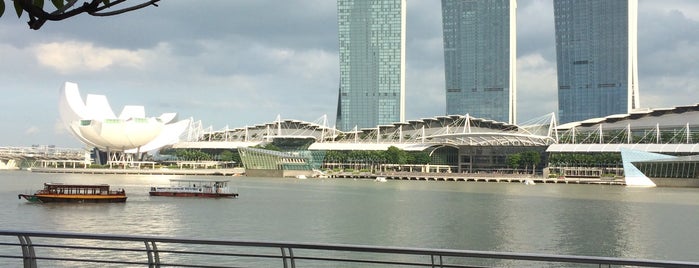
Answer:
29;167;245;176
27;167;626;185
331;172;626;185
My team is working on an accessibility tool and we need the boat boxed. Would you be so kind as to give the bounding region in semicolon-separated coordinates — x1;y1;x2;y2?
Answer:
524;179;536;185
375;176;387;182
18;183;127;203
149;179;238;198
295;175;307;179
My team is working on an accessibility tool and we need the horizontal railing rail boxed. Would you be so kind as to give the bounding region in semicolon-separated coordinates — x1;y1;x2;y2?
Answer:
1;230;698;267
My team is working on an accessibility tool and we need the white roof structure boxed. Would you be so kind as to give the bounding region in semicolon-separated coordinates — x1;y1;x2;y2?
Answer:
556;104;699;131
550;104;699;153
59;82;190;153
176;113;558;151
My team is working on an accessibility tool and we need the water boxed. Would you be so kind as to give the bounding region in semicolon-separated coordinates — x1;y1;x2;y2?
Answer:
2;171;699;265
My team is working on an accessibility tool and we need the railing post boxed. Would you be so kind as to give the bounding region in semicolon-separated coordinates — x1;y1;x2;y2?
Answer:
280;247;296;268
288;248;295;268
17;235;37;268
145;240;160;268
430;254;443;268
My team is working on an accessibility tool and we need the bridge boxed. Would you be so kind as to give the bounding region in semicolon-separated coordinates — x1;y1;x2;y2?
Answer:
1;230;697;267
0;146;87;169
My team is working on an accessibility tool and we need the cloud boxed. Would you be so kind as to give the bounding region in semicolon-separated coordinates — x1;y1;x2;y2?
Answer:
24;126;40;135
54;120;70;135
640;0;699;22
0;0;698;148
516;53;558;122
516;0;556;59
639;75;699;109
33;41;145;74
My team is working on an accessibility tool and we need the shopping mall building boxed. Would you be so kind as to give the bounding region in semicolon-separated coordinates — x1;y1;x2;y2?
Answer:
173;104;699;185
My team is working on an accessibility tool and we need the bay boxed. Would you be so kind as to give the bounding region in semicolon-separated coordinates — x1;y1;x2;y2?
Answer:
2;171;699;265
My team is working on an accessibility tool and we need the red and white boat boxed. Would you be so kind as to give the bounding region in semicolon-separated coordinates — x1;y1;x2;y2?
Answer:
149;179;238;198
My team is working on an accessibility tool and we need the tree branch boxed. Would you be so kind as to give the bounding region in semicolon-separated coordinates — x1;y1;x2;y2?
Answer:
90;0;160;17
13;0;161;30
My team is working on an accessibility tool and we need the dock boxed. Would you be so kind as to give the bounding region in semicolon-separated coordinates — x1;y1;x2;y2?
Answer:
29;167;245;176
28;168;625;185
330;172;625;185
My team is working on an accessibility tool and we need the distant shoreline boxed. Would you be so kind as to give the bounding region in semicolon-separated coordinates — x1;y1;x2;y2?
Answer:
28;167;244;176
26;167;626;185
330;171;625;185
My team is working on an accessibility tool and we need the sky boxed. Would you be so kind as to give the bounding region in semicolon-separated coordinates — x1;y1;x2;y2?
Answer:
1;0;698;148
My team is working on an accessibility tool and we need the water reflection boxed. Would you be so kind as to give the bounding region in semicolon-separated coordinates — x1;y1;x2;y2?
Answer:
1;172;699;265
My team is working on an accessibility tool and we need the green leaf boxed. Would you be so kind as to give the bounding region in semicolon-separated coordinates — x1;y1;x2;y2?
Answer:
33;0;43;9
51;0;62;9
102;0;110;5
0;1;5;18
13;0;23;18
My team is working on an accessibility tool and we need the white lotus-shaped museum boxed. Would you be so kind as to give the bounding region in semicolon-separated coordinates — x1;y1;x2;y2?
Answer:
59;82;190;153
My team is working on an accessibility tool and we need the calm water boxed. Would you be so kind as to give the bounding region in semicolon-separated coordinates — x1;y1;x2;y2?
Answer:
2;171;699;265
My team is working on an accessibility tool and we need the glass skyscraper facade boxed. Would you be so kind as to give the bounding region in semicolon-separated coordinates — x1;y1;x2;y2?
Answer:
441;0;517;124
336;0;406;131
554;0;640;124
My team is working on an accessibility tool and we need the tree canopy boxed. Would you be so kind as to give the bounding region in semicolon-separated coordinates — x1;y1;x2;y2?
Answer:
0;0;160;30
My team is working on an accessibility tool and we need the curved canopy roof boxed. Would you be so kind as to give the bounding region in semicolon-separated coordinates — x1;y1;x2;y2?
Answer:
557;104;699;131
59;82;190;152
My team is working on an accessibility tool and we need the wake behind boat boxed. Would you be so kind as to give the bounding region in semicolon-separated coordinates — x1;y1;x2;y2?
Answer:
149;179;238;198
18;183;127;203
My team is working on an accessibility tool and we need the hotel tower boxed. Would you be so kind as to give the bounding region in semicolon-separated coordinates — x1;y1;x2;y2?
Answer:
441;0;517;124
336;0;406;131
554;0;640;123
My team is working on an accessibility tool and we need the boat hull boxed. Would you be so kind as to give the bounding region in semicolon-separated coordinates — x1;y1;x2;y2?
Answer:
18;194;127;203
149;192;238;198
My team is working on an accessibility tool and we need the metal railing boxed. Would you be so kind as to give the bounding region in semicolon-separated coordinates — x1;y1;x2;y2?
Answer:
1;230;698;267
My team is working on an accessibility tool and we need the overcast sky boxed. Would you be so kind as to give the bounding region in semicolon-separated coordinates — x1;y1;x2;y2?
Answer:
1;0;698;148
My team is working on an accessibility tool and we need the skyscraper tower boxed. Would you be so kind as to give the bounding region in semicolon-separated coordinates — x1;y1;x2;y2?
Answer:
441;0;517;124
336;0;406;131
554;0;640;123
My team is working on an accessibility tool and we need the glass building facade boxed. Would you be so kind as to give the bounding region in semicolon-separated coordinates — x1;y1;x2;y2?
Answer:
238;147;325;171
336;0;406;131
554;0;640;124
634;156;699;180
441;0;517;124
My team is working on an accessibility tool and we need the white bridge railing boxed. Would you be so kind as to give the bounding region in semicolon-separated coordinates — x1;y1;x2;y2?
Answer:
1;230;698;267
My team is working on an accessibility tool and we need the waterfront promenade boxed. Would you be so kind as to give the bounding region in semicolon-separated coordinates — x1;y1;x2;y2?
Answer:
29;167;245;176
331;171;626;185
27;167;626;185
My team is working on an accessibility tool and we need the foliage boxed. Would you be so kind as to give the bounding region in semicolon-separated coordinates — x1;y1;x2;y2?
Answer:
548;152;621;167
88;163;107;169
506;151;541;170
323;147;432;165
324;150;346;162
1;0;160;30
506;153;521;169
385;146;408;164
521;151;541;168
174;149;211;161
409;152;431;164
219;150;240;163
